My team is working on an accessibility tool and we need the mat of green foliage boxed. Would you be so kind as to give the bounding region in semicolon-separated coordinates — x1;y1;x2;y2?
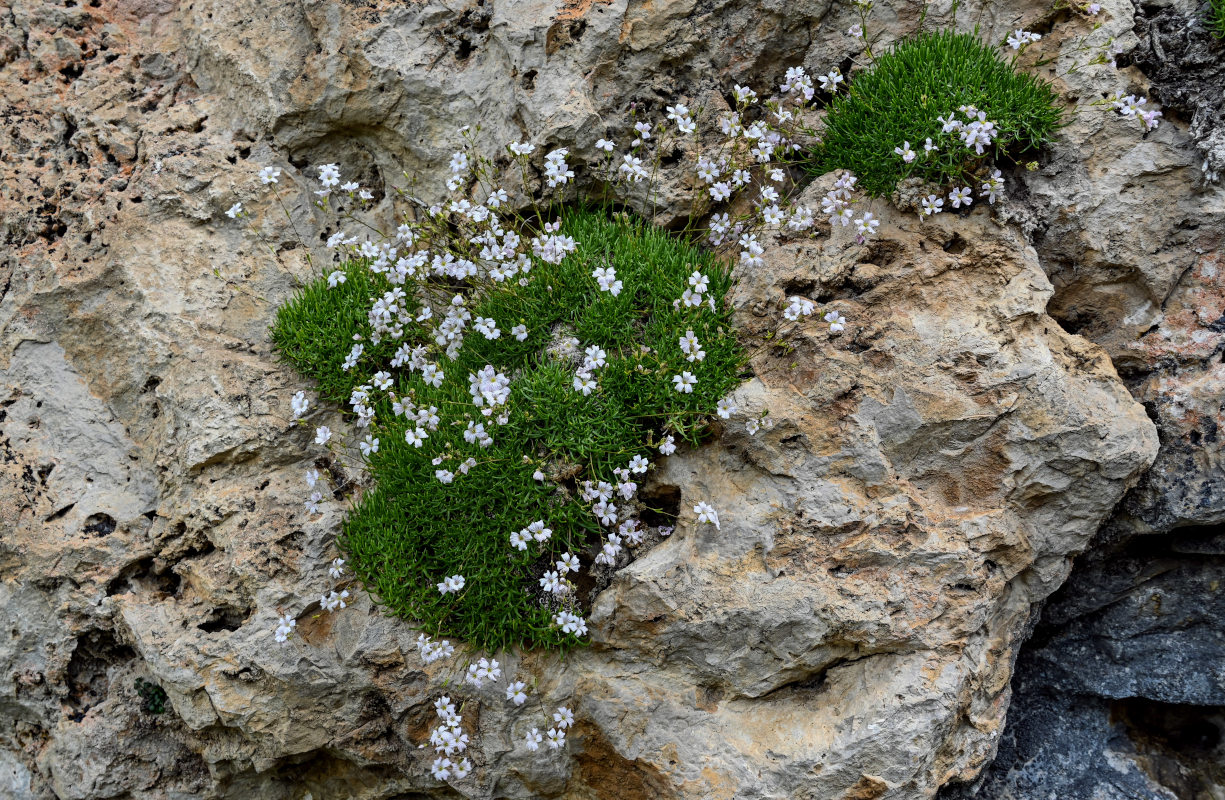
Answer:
272;209;744;651
810;29;1063;196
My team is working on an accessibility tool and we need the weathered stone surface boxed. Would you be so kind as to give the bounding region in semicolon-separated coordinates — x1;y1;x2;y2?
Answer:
0;0;1215;797
941;1;1225;797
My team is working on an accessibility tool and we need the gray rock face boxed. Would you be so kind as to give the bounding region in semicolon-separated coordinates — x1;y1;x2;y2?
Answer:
944;1;1225;797
0;0;1218;798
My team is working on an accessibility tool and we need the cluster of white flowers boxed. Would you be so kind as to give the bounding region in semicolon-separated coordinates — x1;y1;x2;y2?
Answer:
820;171;878;243
572;343;609;396
416;633;455;664
936;105;998;156
428;697;473;780
784;295;815;322
543;148;575;188
437;574;466;595
1006;29;1042;50
531;220;579;265
1110;93;1162;132
666;103;696;134
679;270;710;309
464;656;502;687
592;265;622;296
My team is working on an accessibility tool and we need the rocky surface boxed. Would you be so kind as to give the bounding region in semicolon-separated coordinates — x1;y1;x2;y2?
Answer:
939;0;1225;798
0;0;1219;798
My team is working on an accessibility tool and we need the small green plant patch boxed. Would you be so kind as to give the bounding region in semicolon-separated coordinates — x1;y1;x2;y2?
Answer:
272;208;743;651
809;29;1063;196
134;677;167;715
1210;0;1225;39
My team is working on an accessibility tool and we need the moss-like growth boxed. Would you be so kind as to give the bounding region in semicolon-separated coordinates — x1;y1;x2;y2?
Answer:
134;677;167;715
272;209;744;651
808;30;1063;196
1210;0;1225;39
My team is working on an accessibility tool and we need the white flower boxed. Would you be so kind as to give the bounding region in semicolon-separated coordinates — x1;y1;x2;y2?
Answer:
553;706;575;729
557;552;580;573
341;343;363;371
855;212;880;236
672;372;697;393
848;23;863;38
659;435;677;455
709;181;732;202
1087;2;1101;14
894;141;916;163
825;310;847;333
437;574;465;594
716;397;737;419
920;194;944;217
628;454;649;474
435;469;454;484
573;373;597;395
546;728;566;749
595;138;615;152
327;270;347;288
584;345;607;370
733;84;758;104
511;324;529;341
451;758;472;780
273;612;296;643
258;166;281;184
305;491;323;514
318;163;340;187
506;681;528;705
593;500;618;527
405;427;429;447
430;757;452;780
305;468;320;488
291;390;309;418
818;69;843;92
225;202;243;219
510;529;529;551
508;141;535;155
314;426;332;445
329;557;345;579
360;435;380;457
527;520;552;543
949;186;973;208
524;728;543;752
694;501;721;529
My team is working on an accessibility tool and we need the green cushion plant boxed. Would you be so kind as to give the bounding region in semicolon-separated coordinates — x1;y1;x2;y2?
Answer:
809;29;1063;197
272;208;744;652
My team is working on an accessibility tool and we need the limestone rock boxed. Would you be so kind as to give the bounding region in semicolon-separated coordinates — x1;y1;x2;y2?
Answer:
0;0;1206;797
